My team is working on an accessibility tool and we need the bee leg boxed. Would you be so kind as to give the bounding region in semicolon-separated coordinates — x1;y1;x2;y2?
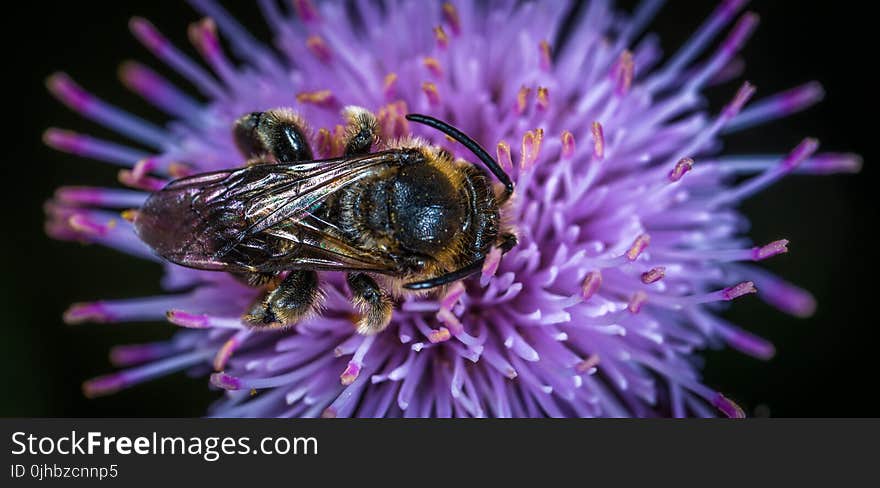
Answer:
341;106;379;156
244;270;322;328
233;109;314;163
498;232;518;253
346;273;393;334
232;271;277;287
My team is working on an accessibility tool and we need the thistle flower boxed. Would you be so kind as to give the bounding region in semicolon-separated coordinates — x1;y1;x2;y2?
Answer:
45;0;859;417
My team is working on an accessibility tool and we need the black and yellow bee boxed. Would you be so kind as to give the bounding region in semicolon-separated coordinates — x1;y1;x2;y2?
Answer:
134;107;516;334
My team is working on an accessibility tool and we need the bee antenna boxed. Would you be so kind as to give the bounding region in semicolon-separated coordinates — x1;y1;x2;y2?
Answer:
403;259;485;290
405;113;514;197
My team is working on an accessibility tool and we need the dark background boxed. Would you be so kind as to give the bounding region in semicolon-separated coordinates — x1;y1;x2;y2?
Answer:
1;1;875;417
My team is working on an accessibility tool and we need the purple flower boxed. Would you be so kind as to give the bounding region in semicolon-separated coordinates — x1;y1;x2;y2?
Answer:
45;0;859;417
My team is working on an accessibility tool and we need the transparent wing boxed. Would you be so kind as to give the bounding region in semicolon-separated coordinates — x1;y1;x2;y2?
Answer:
134;152;401;273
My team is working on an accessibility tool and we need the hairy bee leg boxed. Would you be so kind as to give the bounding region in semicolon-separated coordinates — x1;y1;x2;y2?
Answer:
245;270;322;328
233;109;314;163
232;271;277;287
498;232;518;253
346;273;393;334
341;106;379;156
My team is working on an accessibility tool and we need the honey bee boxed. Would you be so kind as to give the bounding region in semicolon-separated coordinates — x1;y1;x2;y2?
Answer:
134;107;516;334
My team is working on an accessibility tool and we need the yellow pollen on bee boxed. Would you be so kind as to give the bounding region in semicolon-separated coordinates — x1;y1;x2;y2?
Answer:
422;81;441;106
296;89;335;107
539;40;552;71
422;57;443;78
561;130;576;159
536;86;550;111
433;26;449;49
442;3;461;35
591;121;605;161
496;140;513;170
306;35;332;63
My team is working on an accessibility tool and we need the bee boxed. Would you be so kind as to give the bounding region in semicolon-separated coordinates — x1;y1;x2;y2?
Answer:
133;107;516;334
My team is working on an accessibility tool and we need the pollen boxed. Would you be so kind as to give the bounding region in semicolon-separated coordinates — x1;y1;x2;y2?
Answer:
581;271;603;300
626;234;650;261
422;82;441;106
591;121;605;161
520;128;544;169
442;2;461;35
515;86;531;115
332;125;347;154
68;214;116;237
496;140;513;170
433;26;449;49
167;162;192;178
317;128;333;158
613;50;634;96
340;361;361;386
753;239;790;261
536;86;550;111
118;169;164;191
422;57;443;78
296;89;336;108
561;130;576;159
213;337;238;371
539;40;552;71
722;281;758;301
188;18;219;60
306;35;332;63
628;291;648;314
383;72;398;100
428;327;452;343
377;100;410;139
118;157;164;191
641;267;666;284
669;157;695;182
120;209;139;222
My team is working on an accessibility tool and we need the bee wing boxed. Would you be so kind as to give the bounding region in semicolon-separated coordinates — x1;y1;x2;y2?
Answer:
134;153;399;273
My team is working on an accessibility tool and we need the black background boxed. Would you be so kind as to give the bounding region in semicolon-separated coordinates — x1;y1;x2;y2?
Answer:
0;1;876;417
